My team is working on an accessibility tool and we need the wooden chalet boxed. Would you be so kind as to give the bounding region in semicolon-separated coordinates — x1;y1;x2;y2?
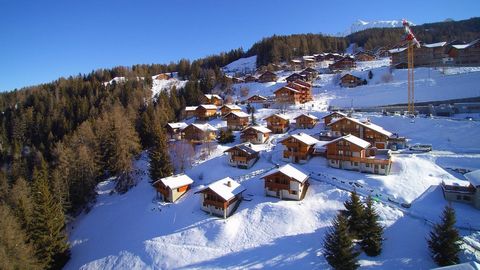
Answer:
442;170;480;209
328;117;393;149
153;174;194;203
246;94;268;103
195;104;217;120
295;113;319;129
244;75;257;82
354;52;376;61
224;111;250;130
299;67;318;81
265;113;290;133
196;177;245;218
290;59;302;70
240;126;271;144
288;80;313;103
323;53;344;62
166;122;188;140
340;74;364;88
224;143;259;169
257;71;278;83
202;94;223;106
446;39;480;66
274;86;301;105
232;77;244;84
183;106;198;119
303;56;316;68
329;56;356;71
321;111;347;125
280;133;320;163
220;104;241;116
325;134;392;175
155;73;171;80
182;123;217;143
285;73;306;83
262;164;309;201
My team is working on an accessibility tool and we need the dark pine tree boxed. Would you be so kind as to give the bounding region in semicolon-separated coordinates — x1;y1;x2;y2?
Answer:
368;70;373;80
30;160;70;269
360;196;384;256
428;205;462;267
344;190;365;238
323;213;360;270
148;127;173;182
217;129;235;144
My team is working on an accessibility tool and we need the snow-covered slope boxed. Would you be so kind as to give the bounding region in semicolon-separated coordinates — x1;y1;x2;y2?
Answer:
343;19;414;36
151;75;187;98
222;55;257;76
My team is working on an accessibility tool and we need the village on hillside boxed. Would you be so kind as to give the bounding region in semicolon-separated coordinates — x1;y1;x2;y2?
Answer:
67;33;480;270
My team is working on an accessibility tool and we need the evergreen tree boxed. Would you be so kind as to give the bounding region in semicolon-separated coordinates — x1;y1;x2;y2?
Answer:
344;190;365;238
30;160;70;269
323;213;360;270
428;205;462;267
217;129;235;144
0;204;41;270
368;70;373;80
148;126;173;182
360;196;384;256
7;177;33;231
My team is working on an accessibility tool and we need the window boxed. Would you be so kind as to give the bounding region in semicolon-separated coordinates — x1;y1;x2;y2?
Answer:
366;163;370;167
456;195;462;200
354;162;358;166
338;150;344;156
463;196;471;201
381;165;385;169
291;190;297;195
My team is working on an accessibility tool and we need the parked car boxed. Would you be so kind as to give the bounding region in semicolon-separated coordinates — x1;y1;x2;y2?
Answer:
409;144;432;152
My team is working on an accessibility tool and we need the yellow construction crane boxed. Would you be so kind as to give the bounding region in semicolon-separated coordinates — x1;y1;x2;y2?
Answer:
402;19;420;116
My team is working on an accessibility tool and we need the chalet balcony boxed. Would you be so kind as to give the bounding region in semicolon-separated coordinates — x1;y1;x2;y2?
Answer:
203;199;226;209
265;182;290;190
327;154;391;165
231;156;248;163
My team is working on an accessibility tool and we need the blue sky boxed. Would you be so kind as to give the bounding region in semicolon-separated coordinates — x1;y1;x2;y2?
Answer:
1;0;479;92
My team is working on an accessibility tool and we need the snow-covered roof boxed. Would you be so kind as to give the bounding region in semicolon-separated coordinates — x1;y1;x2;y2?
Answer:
190;123;218;132
243;126;272;134
153;174;194;189
282;133;319;146
225;111;250;118
185;106;198;111
326;134;371;149
388;47;407;54
291;59;302;63
204;94;222;100
314;140;329;150
198;104;217;110
464;170;480;187
423;41;447;48
321;111;347;119
224;143;258;155
442;178;472;188
328;117;393;137
295;113;319;121
167;122;188;130
263;164;309;183
274;86;299;94
200;177;246;201
248;94;267;100
431;261;480;270
452;39;479;50
221;104;241;110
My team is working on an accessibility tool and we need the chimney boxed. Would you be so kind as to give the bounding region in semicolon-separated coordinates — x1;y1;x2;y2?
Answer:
227;180;232;187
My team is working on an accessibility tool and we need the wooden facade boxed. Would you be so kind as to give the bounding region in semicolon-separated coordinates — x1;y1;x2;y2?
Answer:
295;113;318;129
274;86;301;105
166;122;188;140
247;95;267;103
224;111;250;130
327;117;392;149
285;73;306;83
196;178;245;218
202;94;223;106
262;164;309;201
265;114;290;134
240;126;271;144
446;39;480;66
355;52;376;61
340;74;364;88
322;111;347;125
153;174;194;203
224;143;259;169
244;75;257;82
325;135;392;175
299;68;318;81
329;56;356;71
288;80;313;103
220;104;241;116
195;105;217;120
182;123;217;143
280;133;319;163
257;71;278;83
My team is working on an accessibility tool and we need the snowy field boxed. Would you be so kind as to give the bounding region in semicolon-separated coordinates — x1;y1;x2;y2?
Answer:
75;60;480;269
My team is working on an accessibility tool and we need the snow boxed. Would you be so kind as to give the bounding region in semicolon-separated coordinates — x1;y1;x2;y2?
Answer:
151;75;187;98
465;170;480;187
431;262;480;269
424;42;447;48
327;134;371;149
166;122;187;129
204;94;222;100
198;177;245;201
263;164;309;183
442;178;472;188
284;133;319;146
221;104;241;110
226;111;250;118
154;174;194;189
199;104;217;110
245;126;272;134
344;19;414;36
191;123;217;132
222;55;257;75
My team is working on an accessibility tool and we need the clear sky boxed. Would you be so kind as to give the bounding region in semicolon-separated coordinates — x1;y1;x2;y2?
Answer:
1;0;479;92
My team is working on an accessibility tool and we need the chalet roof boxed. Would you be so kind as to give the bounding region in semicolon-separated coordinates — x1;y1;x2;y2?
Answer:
327;117;393;137
248;94;267;100
452;39;479;50
259;71;277;77
291;59;302;63
263;164;309;183
286;73;304;79
303;67;318;73
265;113;289;121
388;47;407;54
198;177;246;201
423;41;447;48
153;174;194;189
341;74;361;80
190;123;218;132
221;104;241;110
204;94;222;100
442;178;472;188
282;132;319;146
290;82;309;89
430;261;480;270
465;170;480;187
185;106;198;111
242;125;272;134
225;111;250;118
321;111;347;119
325;134;371;149
314;140;329;150
295;113;319;121
198;104;217;110
274;86;299;94
224;143;258;156
293;80;312;87
166;122;188;130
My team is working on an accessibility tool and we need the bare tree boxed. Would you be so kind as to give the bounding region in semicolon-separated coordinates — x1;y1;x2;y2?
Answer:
381;73;394;83
240;86;250;98
169;141;195;173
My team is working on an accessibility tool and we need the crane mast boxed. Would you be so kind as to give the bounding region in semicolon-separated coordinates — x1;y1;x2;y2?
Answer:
402;19;420;116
